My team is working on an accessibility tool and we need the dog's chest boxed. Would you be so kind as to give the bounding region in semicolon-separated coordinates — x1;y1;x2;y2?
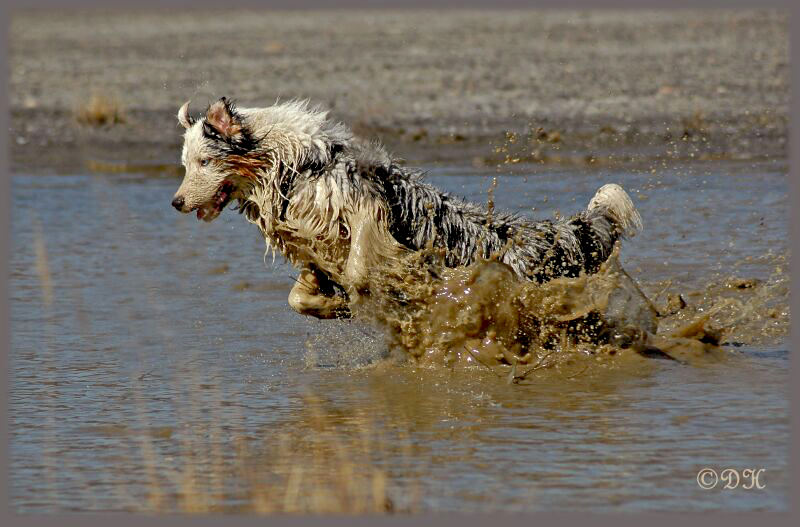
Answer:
268;194;351;279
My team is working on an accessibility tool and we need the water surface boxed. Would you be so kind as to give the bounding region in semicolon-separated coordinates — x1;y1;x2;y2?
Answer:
10;160;789;512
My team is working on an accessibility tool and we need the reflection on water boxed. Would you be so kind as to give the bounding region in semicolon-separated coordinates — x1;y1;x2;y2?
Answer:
10;161;789;512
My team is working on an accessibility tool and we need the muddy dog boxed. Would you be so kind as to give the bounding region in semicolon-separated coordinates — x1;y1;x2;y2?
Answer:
171;97;656;333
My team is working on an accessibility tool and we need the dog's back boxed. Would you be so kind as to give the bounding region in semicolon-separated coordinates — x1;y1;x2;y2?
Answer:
346;141;642;283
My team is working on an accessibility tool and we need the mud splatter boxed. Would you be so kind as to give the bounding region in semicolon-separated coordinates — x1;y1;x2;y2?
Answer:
648;251;790;349
348;243;788;380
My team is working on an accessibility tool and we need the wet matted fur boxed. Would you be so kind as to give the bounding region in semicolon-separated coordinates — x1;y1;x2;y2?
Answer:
172;97;643;320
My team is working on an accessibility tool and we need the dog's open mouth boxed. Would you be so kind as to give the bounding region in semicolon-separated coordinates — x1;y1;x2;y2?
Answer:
196;181;234;222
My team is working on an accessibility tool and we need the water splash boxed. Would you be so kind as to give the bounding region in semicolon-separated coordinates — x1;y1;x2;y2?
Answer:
343;243;788;380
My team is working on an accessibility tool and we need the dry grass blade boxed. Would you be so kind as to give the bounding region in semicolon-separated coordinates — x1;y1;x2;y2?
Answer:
32;221;53;308
510;349;560;383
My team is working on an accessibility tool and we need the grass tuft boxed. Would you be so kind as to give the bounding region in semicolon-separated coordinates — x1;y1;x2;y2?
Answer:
135;394;418;515
75;93;127;126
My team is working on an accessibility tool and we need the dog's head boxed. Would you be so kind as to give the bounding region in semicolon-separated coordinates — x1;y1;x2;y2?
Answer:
172;97;354;223
171;97;257;222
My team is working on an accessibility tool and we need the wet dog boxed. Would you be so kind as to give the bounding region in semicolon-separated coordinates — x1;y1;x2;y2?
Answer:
172;97;651;328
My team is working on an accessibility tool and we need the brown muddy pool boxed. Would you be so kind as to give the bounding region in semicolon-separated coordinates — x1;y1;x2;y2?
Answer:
10;159;789;512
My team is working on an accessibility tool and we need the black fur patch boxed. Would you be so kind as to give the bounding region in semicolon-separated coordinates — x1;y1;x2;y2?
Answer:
382;176;416;248
571;216;607;275
531;224;583;282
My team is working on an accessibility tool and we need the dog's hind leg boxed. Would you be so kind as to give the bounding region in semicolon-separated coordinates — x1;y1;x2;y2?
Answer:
288;268;351;319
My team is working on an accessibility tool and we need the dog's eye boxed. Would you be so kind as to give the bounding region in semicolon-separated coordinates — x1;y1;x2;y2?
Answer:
200;159;210;166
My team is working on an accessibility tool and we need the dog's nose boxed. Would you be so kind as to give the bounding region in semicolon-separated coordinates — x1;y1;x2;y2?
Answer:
171;196;185;211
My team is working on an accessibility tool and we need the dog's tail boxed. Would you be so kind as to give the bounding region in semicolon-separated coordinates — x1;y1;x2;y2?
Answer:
587;183;642;238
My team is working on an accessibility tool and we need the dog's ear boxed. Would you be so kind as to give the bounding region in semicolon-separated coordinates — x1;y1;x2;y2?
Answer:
178;101;195;129
204;97;243;140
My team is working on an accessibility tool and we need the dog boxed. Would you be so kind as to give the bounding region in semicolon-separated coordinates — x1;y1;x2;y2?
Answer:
172;97;650;328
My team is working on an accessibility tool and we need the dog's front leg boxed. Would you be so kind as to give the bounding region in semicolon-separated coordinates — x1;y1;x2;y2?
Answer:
288;267;351;319
342;215;386;307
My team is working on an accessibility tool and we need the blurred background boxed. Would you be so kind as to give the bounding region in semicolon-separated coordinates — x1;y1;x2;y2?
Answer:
9;8;790;515
9;9;788;171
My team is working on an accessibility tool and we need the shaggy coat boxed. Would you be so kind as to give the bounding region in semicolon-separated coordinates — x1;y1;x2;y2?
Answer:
172;98;642;318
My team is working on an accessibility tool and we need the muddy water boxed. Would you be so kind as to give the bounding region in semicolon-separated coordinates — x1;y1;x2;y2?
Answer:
10;160;789;512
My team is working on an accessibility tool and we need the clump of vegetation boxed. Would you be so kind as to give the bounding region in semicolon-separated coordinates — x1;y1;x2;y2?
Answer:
136;394;418;514
75;93;127;126
680;110;709;140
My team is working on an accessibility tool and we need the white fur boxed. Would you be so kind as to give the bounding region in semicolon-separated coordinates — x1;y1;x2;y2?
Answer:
587;183;643;237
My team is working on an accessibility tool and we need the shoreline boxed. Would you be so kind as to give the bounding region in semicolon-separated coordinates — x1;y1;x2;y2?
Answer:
9;9;788;172
11;111;787;175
